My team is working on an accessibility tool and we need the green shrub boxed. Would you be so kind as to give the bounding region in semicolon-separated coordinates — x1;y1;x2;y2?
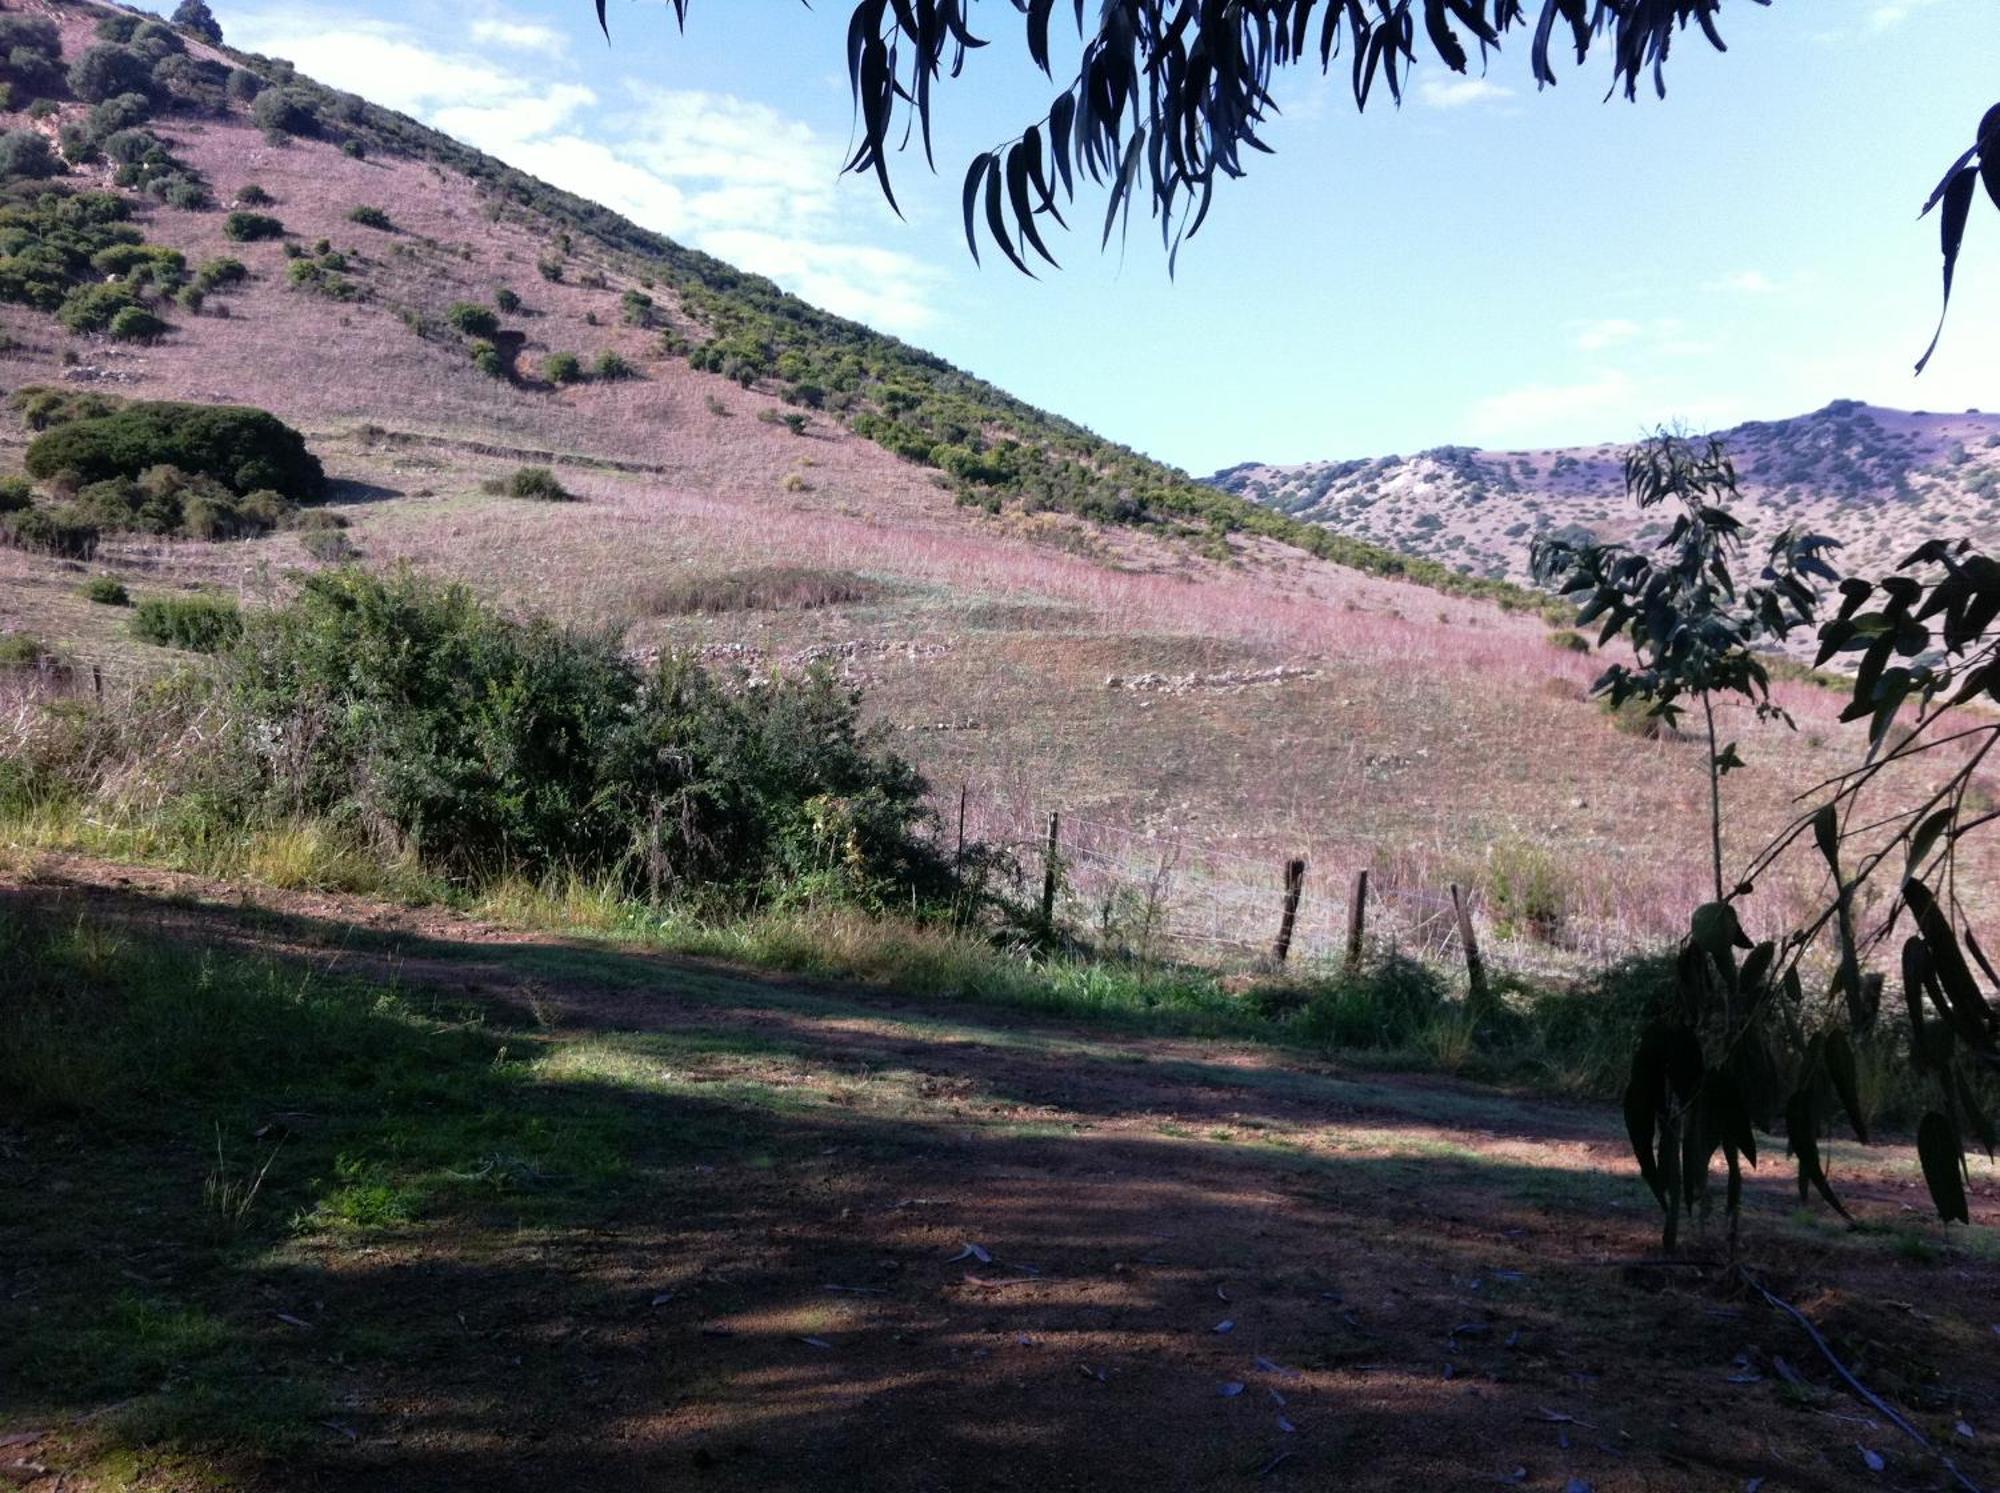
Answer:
542;352;582;385
492;286;520;313
89;91;153;134
1486;842;1567;941
222;210;283;242
0;129;61;181
131;593;242;652
57;281;143;334
81;575;130;606
68;466;290;540
640;566;878;616
0;476;30;513
194;256;247;291
100;127;160;167
219;570;946;899
593;350;633;381
445;301;498;337
129;20;184;60
468;339;505;378
491;466;571;502
0;505;98;558
234;183;272;206
1293;955;1449;1050
0;16;60;56
172;0;223;45
25;402;324;502
250;87;318;137
105;304;166;342
0;631;48;669
9;385;124;432
224;67;261;103
298;526;356;562
67;43;152;103
347;204;391;230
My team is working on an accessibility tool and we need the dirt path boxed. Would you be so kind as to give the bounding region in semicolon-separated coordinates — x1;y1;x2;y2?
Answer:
4;853;1998;1492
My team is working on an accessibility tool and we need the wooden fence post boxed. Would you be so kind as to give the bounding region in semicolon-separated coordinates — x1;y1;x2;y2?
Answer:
1272;858;1307;965
1345;869;1370;971
1450;883;1489;1008
1039;811;1061;928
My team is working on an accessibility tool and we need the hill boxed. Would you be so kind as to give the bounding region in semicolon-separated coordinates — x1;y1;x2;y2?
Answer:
0;0;1965;975
1209;401;2000;585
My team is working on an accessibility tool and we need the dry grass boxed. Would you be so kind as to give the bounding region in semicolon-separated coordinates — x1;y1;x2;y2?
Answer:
635;564;882;618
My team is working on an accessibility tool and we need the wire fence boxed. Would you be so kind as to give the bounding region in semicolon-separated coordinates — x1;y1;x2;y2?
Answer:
951;794;1671;986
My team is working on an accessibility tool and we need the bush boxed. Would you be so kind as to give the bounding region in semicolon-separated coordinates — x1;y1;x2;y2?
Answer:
68;465;290;539
0;129;61;181
172;0;224;45
299;527;356;562
493;286;520;313
81;575;130;606
234;182;272;206
131;593;242;652
225;67;261;102
445;301;498;337
1292;955;1449;1050
468;339;506;379
491;466;571;502
223;210;283;242
593;350;633;381
347;204;391;230
57;281;143;333
106;304;166;342
1486;842;1566;941
194;256;247;291
542;352;582;385
250;87;318;137
94;15;141;43
640;566;878;617
129;20;184;61
25;402;324;502
220;569;946;899
0;16;59;57
68;43;153;104
0;476;30;512
0;505;98;558
90;91;153;134
100;127;159;167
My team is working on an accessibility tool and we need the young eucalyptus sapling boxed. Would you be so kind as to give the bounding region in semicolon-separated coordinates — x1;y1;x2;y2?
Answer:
1534;431;1844;1249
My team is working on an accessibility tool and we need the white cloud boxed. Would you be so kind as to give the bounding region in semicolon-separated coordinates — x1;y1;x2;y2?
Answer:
1573;318;1642;352
1868;0;1940;30
1415;75;1513;110
224;9;946;333
469;16;567;53
1468;371;1637;444
1718;269;1777;294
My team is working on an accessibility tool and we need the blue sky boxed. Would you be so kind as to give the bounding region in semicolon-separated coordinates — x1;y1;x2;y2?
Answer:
190;0;1999;473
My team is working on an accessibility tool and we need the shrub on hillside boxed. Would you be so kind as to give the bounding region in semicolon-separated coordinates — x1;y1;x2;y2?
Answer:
250;87;318;137
222;210;283;241
484;466;571;502
641;566;879;617
0;504;97;558
0;16;60;60
194;256;247;291
57;281;144;333
67;43;153;104
233;182;272;206
105;304;166;342
69;465;289;539
347;204;391;230
593;350;633;381
80;575;130;606
542;352;581;385
493;286;520;313
131;592;242;652
0;476;29;513
445;301;498;337
10;385;124;432
0;129;61;181
468;339;506;378
221;569;950;902
225;67;261;103
172;0;224;45
25;402;324;502
129;21;184;61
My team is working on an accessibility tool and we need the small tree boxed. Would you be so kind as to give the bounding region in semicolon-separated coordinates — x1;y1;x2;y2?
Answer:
171;0;223;45
1532;431;1839;904
66;43;152;104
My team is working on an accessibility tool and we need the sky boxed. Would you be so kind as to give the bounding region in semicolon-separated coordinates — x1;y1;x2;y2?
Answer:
169;0;2000;474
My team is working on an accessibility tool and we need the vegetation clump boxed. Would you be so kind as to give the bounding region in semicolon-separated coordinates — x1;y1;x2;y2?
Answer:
641;566;879;617
81;575;130;606
347;204;392;230
222;210;283;242
484;466;571;502
24;400;324;503
130;592;242;652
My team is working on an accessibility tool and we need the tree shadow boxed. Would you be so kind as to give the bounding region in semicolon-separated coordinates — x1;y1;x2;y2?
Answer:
0;878;1992;1493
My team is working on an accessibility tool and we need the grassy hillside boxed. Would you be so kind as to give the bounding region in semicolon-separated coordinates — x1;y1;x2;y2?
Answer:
0;0;1980;970
1212;400;2000;585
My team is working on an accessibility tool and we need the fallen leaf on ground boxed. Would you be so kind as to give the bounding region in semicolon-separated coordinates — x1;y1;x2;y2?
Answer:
1218;1382;1245;1398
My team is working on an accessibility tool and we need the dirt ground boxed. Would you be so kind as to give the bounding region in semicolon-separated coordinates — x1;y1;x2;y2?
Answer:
2;854;1997;1492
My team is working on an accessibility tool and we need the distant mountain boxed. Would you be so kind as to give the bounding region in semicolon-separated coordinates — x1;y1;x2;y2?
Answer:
1209;401;2000;584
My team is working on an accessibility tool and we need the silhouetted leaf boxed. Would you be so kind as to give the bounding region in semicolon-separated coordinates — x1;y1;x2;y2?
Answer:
1823;1030;1868;1143
1916;165;1979;374
1917;1111;1970;1223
